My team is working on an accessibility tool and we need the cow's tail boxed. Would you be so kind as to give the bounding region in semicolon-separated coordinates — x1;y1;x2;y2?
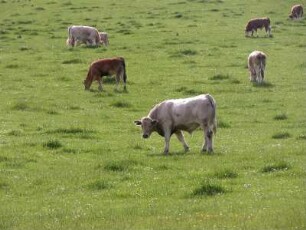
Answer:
120;57;127;89
206;94;217;135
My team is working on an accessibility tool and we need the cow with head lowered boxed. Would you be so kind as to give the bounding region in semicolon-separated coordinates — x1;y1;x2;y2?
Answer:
245;17;271;37
84;57;127;91
289;4;303;19
134;94;217;154
66;25;101;47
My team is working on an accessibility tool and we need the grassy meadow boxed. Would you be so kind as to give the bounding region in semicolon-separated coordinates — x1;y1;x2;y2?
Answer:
0;0;306;229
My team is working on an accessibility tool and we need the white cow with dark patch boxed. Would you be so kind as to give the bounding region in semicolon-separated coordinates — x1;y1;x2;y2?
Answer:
248;51;267;83
134;94;217;154
66;25;101;47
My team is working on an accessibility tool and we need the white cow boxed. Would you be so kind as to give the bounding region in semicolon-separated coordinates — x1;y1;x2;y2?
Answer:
248;51;266;83
66;25;101;47
98;32;109;46
134;94;217;154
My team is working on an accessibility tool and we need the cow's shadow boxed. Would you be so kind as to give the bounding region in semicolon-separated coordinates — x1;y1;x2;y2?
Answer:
146;150;222;157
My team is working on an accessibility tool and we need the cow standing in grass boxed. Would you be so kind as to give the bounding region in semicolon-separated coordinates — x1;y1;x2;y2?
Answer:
99;32;109;46
134;94;217;154
66;25;101;47
289;4;303;19
248;51;266;83
84;57;127;91
245;17;271;37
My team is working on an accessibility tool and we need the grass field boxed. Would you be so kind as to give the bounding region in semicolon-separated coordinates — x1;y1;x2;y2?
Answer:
0;0;305;229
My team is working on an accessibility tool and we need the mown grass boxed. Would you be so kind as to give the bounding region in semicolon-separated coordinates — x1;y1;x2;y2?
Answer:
0;0;305;229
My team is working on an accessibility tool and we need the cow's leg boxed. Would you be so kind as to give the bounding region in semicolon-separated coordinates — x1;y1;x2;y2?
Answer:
97;77;103;91
175;131;189;152
163;129;171;155
202;124;213;153
115;72;120;91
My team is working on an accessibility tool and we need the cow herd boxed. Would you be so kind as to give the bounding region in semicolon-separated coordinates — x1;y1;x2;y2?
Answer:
66;4;303;154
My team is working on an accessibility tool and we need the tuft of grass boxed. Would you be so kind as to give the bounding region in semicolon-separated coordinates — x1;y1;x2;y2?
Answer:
297;133;306;140
272;132;291;139
273;113;288;120
0;181;9;190
261;162;291;173
217;120;230;129
179;49;197;56
192;181;226;197
88;180;112;191
111;101;132;108
12;101;29;111
43;140;63;149
104;160;139;172
175;86;203;95
209;74;230;81
62;59;83;64
7;129;23;136
214;169;238;179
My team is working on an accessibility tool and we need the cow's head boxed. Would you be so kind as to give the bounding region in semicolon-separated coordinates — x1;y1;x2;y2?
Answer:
83;79;91;90
134;117;157;139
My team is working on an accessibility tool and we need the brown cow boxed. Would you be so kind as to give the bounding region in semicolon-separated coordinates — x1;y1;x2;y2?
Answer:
245;17;271;37
248;51;266;83
83;57;127;91
289;4;303;19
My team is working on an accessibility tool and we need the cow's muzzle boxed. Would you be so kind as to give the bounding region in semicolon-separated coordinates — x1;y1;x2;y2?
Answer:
143;134;149;139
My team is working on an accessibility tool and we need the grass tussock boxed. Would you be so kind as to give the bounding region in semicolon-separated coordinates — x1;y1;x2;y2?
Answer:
111;101;132;108
272;132;291;139
209;74;230;81
192;180;226;197
297;133;306;140
273;113;288;120
261;162;291;173
43;139;63;149
214;169;238;179
12;101;30;111
87;180;112;191
104;159;140;172
217;120;230;129
175;86;204;96
62;59;83;64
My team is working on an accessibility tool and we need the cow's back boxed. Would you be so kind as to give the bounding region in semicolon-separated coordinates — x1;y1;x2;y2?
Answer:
155;95;214;126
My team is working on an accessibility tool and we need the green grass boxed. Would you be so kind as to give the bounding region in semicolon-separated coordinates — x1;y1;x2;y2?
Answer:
0;0;305;229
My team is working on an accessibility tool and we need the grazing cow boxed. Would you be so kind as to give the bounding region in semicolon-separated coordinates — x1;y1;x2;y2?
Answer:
289;4;303;19
66;25;101;47
134;94;217;154
248;51;266;83
245;17;271;37
99;32;109;46
83;57;127;91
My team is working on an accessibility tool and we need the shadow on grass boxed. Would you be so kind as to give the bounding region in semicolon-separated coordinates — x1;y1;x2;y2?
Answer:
252;81;274;88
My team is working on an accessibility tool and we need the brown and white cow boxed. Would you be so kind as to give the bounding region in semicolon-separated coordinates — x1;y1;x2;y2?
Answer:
245;17;271;37
289;4;303;19
66;25;101;47
248;51;266;83
98;32;109;46
83;57;127;91
134;94;217;154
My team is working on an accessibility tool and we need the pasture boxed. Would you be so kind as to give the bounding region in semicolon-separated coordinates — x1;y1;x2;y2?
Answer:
0;0;305;229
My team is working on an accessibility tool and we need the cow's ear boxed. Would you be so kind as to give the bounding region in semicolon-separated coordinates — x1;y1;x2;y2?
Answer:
151;120;158;125
134;120;142;126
